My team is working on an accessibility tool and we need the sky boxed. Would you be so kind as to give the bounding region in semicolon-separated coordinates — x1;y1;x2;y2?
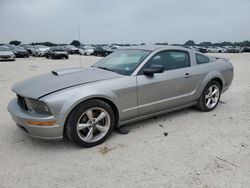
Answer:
0;0;250;44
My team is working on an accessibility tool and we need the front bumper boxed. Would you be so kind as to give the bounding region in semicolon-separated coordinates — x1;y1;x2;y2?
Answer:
38;51;46;56
7;98;64;140
0;56;15;61
15;53;29;58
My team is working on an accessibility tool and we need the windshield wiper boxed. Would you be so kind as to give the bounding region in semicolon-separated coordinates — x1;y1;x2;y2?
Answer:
95;66;115;73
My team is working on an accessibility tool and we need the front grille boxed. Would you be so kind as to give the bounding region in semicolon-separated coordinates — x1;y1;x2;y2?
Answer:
0;55;11;59
17;95;28;110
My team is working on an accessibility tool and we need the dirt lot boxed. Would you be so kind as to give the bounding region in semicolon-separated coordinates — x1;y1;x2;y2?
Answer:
0;54;249;188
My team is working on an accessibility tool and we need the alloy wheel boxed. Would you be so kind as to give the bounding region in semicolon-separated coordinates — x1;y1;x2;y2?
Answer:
76;107;111;143
205;85;220;109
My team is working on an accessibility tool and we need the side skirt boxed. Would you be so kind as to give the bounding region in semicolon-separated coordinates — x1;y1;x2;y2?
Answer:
119;102;197;127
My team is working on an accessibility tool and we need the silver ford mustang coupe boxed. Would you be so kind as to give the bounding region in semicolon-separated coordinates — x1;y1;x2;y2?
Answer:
8;45;234;147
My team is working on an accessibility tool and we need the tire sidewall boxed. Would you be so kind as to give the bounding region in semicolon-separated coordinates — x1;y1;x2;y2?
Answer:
66;100;115;147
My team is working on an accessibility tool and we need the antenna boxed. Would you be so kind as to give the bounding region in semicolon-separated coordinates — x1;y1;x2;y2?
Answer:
78;26;82;68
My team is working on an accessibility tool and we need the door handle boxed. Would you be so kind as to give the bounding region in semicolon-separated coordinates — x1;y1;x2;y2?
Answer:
184;73;192;78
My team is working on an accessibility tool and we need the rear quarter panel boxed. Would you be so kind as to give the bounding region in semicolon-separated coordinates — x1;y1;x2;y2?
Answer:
190;57;233;100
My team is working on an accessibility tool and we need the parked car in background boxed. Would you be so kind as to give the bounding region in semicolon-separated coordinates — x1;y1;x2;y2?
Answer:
46;47;69;59
207;46;226;53
6;45;29;58
183;46;207;53
93;46;113;57
79;46;94;56
22;44;39;56
8;45;234;147
35;45;50;57
2;44;15;49
194;46;207;53
243;47;250;52
0;46;15;61
225;46;242;53
110;45;120;51
235;46;244;53
65;45;79;54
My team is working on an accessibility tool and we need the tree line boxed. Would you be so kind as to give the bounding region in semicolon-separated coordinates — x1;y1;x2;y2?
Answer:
6;40;250;47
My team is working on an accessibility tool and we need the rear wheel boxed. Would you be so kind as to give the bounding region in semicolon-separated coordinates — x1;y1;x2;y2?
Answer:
65;100;115;147
197;81;221;112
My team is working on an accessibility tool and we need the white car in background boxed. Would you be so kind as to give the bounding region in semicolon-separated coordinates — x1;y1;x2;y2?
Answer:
35;45;50;56
79;46;94;55
207;46;227;53
0;46;15;61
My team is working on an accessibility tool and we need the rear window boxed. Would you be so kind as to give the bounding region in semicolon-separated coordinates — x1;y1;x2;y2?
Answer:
196;54;210;64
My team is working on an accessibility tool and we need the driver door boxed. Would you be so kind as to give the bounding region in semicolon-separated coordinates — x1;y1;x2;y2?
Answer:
136;50;198;116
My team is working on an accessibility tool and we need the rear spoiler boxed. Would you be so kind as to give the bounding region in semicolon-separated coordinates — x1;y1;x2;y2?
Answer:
212;56;229;62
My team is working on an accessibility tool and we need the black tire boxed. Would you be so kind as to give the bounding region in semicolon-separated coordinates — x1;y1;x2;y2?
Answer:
196;80;221;112
65;56;69;59
65;100;115;147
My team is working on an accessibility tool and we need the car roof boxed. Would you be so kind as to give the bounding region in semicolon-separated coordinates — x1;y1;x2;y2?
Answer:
0;46;10;50
122;45;191;52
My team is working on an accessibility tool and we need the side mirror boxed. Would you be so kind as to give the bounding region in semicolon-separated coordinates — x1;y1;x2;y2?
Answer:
143;64;164;76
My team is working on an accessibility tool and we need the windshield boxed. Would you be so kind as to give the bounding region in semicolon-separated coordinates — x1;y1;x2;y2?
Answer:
14;46;25;51
93;49;151;75
0;47;10;51
51;47;64;52
84;46;93;49
67;45;77;49
36;45;46;49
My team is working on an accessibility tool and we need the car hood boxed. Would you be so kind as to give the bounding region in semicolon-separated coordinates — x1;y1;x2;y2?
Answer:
0;51;14;56
12;67;121;99
54;51;67;55
38;48;49;52
15;50;27;53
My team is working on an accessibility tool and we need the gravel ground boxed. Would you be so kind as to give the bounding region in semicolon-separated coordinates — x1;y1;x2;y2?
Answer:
0;54;249;188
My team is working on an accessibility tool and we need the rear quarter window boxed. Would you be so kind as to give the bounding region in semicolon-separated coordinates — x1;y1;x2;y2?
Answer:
196;54;210;64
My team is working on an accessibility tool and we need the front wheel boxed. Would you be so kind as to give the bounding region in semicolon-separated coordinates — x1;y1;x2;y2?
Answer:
65;100;115;147
197;81;221;112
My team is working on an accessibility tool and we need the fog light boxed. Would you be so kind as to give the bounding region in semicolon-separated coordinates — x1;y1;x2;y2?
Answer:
28;121;56;126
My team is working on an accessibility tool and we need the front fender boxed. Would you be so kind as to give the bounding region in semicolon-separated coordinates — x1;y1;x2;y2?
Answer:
40;85;120;124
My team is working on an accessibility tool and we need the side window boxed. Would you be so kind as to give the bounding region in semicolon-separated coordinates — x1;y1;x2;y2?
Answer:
145;50;190;71
168;51;190;69
196;53;210;64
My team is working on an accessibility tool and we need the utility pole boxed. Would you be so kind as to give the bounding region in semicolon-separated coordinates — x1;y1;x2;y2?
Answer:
78;26;82;67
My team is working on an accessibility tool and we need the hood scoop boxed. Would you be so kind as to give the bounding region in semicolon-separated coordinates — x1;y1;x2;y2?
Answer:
51;70;59;76
51;68;88;76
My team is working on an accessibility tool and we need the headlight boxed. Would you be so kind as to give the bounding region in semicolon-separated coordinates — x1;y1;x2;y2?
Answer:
24;98;52;115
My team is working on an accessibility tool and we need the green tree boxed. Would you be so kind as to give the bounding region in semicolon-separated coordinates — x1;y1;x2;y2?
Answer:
70;40;80;47
184;40;195;46
30;42;57;47
213;41;233;46
9;40;21;45
155;42;168;45
199;42;212;46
